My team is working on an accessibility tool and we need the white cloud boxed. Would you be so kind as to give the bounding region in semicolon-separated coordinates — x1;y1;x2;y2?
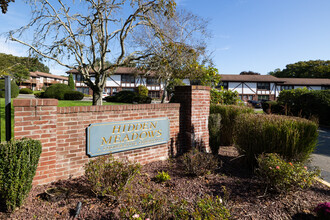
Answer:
216;46;230;51
0;37;28;57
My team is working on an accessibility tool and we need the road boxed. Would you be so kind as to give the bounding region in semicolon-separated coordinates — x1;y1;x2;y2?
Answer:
310;127;330;183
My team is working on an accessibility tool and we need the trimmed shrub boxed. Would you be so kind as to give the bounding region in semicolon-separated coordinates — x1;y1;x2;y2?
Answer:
84;155;141;200
0;138;42;212
210;104;254;146
43;83;72;100
210;88;240;105
209;113;222;155
136;85;148;96
257;153;320;193
262;101;284;114
0;79;19;98
19;88;33;94
34;91;44;98
234;114;318;167
277;88;330;125
105;90;151;104
63;90;84;100
181;149;220;176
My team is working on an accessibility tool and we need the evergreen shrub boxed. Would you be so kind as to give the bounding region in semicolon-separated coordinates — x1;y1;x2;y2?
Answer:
209;113;222;155
136;85;148;96
43;83;72;100
19;88;33;94
234;114;318;167
34;91;44;98
63;90;84;100
210;104;254;146
210;88;240;105
262;101;284;114
0;138;42;212
105;90;151;104
0;79;19;98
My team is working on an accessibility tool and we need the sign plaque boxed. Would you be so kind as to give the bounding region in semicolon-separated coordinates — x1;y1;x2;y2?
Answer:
86;117;170;157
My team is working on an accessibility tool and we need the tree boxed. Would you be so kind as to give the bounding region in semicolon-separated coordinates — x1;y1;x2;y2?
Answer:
240;71;260;75
68;73;75;90
9;0;176;105
131;9;213;103
268;60;330;78
0;0;14;14
0;53;49;73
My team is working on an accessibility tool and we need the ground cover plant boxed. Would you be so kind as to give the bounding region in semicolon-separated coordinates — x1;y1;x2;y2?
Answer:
234;114;318;167
0;147;328;219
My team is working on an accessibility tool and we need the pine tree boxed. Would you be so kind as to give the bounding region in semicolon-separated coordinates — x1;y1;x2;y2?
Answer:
68;73;75;90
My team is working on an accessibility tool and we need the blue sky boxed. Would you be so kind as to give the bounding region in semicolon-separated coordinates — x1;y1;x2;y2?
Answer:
1;0;330;75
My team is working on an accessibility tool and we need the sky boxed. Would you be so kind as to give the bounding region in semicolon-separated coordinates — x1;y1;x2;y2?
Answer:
1;0;330;75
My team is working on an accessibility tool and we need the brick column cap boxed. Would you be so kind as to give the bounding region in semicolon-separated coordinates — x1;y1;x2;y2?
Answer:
13;99;58;107
175;85;211;91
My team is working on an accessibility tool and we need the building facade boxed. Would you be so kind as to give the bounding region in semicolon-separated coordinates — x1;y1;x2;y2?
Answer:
20;71;68;91
219;75;330;101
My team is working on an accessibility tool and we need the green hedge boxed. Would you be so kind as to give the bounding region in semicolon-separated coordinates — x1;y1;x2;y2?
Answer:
0;138;42;212
209;114;222;155
63;91;84;100
262;101;284;114
210;88;240;105
19;88;33;94
210;104;254;146
105;91;152;104
277;89;330;125
234;114;318;167
0;79;19;98
43;83;72;100
136;85;148;97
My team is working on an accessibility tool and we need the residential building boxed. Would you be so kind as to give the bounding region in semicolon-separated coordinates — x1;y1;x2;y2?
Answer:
20;71;68;91
219;74;330;101
66;67;189;99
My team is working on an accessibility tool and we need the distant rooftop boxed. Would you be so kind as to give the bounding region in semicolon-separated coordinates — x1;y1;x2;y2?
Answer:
220;74;285;83
30;71;68;80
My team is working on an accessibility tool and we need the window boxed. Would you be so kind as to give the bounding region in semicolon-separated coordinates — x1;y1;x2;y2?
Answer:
243;95;248;100
122;75;135;83
146;77;159;85
248;95;253;100
321;86;330;90
257;82;270;90
77;87;89;94
149;91;160;98
122;87;135;91
258;95;269;101
76;74;83;81
217;81;228;90
281;85;294;91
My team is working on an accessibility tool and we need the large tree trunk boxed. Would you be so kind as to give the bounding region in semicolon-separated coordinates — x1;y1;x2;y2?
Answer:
161;79;168;103
92;89;103;106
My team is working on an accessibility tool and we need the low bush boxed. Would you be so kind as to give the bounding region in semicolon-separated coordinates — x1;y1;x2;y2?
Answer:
0;138;42;212
234;114;318;167
257;153;320;193
43;83;72;100
154;171;171;183
262;101;284;114
136;85;148;97
0;79;19;98
105;91;151;104
210;88;240;105
84;155;141;200
19;88;33;94
210;104;254;146
181;149;220;176
34;91;44;98
209;113;222;155
63;91;84;100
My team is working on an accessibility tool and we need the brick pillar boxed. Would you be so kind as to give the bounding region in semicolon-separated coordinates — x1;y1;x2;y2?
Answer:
174;86;210;153
13;99;58;185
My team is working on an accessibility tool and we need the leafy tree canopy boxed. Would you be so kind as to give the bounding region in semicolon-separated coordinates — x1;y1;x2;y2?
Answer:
0;53;50;73
240;71;260;75
268;60;330;78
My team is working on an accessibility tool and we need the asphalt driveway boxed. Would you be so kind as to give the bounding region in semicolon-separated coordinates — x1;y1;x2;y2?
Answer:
310;127;330;182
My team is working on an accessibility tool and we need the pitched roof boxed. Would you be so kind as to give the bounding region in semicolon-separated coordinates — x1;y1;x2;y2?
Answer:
66;67;158;76
220;74;285;83
278;78;330;86
31;71;68;80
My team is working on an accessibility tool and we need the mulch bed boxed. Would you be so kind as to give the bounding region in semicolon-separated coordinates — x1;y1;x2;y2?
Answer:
1;146;329;219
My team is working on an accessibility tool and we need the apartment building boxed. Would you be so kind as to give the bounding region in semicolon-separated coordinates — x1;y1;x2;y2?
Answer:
20;71;68;91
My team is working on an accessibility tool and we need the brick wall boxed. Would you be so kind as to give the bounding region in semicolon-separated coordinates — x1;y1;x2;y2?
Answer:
13;86;210;185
